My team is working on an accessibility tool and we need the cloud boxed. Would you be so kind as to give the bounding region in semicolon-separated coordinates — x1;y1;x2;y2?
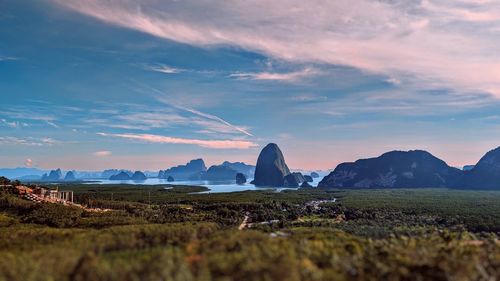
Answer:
174;105;254;137
149;88;254;137
0;119;29;128
0;56;17;62
97;132;257;149
290;94;328;102
0;137;60;146
147;64;182;74
93;150;112;156
54;0;500;97
24;158;33;167
45;121;60;128
229;67;319;82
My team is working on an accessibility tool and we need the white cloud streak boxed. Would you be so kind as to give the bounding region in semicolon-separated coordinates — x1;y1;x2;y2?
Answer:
147;86;254;137
147;64;182;74
93;150;112;156
0;56;17;61
54;0;500;97
97;132;257;149
229;67;319;82
0;137;60;146
174;105;254;137
45;121;60;128
0;119;29;128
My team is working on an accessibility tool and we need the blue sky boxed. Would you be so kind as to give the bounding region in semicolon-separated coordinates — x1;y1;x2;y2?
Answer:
2;0;500;171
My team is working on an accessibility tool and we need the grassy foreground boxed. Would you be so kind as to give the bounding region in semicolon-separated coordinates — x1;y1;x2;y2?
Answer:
1;185;500;281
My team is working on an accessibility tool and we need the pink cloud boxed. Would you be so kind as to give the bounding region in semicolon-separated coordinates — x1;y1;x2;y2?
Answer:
97;132;257;149
93;150;112;157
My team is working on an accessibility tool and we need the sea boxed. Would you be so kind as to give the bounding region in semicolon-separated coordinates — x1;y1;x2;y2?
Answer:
88;177;324;193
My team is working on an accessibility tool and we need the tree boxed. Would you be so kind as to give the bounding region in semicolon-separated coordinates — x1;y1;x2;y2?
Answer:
0;177;10;186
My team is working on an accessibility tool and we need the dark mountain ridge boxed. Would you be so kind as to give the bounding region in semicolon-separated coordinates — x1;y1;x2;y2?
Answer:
319;150;462;188
458;147;500;189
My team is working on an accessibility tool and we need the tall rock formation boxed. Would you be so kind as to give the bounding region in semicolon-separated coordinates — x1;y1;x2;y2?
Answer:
201;165;238;181
160;159;207;180
42;169;62;181
131;171;147;180
221;161;255;177
109;171;131;180
318;150;461;188
252;143;291;187
64;171;76;181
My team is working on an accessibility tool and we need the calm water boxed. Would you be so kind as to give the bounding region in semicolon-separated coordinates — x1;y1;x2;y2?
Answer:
88;177;324;193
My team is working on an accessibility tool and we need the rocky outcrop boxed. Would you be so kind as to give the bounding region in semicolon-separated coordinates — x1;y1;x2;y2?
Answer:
462;165;475;171
459;147;500;189
160;159;207;180
42;169;62;181
236;173;247;184
158;170;165;179
188;172;205;181
201;165;238;181
301;181;313;188
304;175;313;182
64;171;76;181
318;150;461;188
252;143;291;187
102;169;131;179
109;171;131;180
284;174;299;187
131;171;147;180
311;172;319;178
292;172;306;184
221;161;255;177
167;176;174;182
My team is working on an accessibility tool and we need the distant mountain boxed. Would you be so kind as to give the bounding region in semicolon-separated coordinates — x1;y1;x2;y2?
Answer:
109;171;131;180
318;150;462;188
131;171;147;180
102;169;132;179
64;171;76;181
303;175;313;182
462;165;475;171
459;147;500;189
252;143;291;187
42;169;63;181
221;161;255;177
17;175;42;181
0;168;47;179
201;165;238;181
74;171;101;179
159;159;207;180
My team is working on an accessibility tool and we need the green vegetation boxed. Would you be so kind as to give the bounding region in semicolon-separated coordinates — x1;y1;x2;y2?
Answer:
1;184;500;280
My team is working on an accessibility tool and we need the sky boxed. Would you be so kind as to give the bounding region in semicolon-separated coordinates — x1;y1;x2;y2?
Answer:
2;0;500;171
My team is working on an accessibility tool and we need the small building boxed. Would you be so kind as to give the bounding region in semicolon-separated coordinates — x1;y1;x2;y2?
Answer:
33;186;74;203
57;190;74;203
